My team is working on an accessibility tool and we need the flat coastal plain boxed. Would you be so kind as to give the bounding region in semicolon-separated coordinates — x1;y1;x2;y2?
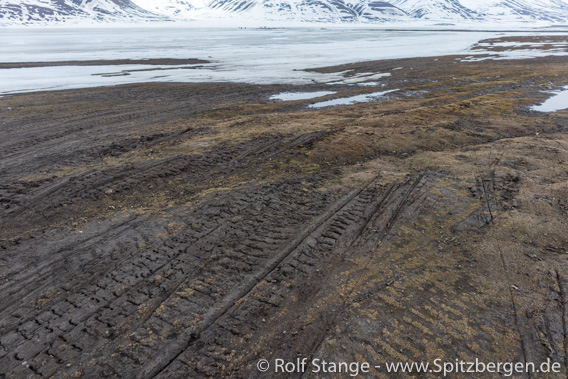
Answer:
1;35;568;378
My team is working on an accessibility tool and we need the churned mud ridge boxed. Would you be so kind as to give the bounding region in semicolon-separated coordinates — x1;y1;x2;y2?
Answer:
1;39;568;377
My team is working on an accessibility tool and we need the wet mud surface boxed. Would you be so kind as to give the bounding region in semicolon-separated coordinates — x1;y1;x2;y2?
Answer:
1;36;568;378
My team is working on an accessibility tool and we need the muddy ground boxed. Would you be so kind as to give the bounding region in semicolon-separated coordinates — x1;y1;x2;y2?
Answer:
1;36;568;378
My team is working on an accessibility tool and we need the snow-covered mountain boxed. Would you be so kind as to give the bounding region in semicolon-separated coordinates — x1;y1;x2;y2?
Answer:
197;0;409;23
0;0;167;25
134;0;568;23
2;0;568;25
389;0;476;20
459;0;568;23
130;0;207;18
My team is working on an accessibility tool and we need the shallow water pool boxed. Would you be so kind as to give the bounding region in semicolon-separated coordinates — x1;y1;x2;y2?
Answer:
532;87;568;112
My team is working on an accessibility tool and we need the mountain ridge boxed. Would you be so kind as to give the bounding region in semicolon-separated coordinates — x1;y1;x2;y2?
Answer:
2;0;568;25
0;0;167;25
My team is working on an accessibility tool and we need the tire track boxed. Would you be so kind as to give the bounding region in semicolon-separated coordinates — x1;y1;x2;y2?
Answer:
0;177;335;377
152;172;433;378
142;183;371;378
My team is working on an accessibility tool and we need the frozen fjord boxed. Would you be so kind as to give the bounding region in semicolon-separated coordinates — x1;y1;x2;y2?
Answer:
1;27;568;96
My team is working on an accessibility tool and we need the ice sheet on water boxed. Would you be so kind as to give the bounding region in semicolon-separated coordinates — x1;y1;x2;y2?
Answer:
309;89;397;108
0;28;491;95
1;28;568;96
358;82;382;87
270;91;336;101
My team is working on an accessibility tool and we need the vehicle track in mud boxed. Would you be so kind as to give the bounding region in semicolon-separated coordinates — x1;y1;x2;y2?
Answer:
0;161;433;378
154;172;434;378
0;82;358;377
0;81;434;377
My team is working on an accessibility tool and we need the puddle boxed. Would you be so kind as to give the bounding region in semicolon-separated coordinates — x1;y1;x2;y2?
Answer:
532;87;568;112
270;91;336;101
309;89;397;108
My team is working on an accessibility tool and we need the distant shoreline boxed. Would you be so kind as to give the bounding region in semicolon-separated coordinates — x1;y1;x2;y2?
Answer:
0;58;209;69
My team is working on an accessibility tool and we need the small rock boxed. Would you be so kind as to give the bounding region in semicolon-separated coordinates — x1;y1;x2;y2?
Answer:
527;253;541;261
306;237;317;248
